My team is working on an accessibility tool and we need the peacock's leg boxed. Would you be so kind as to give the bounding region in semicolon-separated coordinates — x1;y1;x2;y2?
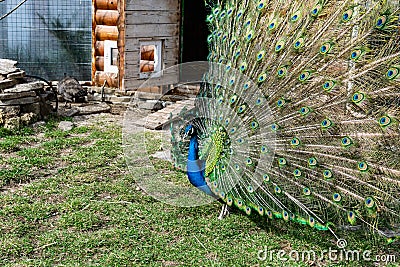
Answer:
217;204;230;220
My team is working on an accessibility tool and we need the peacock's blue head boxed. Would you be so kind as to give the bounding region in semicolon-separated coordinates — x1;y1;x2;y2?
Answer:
183;124;196;139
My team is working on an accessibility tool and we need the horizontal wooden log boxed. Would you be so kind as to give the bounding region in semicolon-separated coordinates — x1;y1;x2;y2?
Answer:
125;38;179;52
96;9;119;26
126;0;179;11
125;11;180;25
95;56;104;71
95;0;118;10
125;23;179;38
141;45;154;61
94;71;118;87
140;60;154;73
95;25;118;41
95;41;104;56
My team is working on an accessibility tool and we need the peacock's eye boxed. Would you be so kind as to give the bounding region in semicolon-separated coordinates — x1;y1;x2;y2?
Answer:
321;118;333;129
299;106;311;116
250;120;259;129
282;210;289;221
263;174;270;182
247;185;254;193
275;186;282;194
222;35;227;42
342;9;353;22
225;118;230;125
358;161;368;172
237;104;247;114
277;98;286;107
257;0;266;11
256;97;263;105
278;158;287;166
333;193;342;202
294;37;305;50
322;80;336;92
275;40;285;52
219;11;226;19
206;14;214;23
207;35;213;43
341;136;353;147
308;217;315;227
240;62;247;72
225;64;231;71
290;11;301;22
291;137;300;147
268;19;278;31
246;30;254;42
308;157;317;167
257;50;266;61
271;123;279;131
213;8;220;15
235;50;241;58
230;127;236;133
350;49;363;61
352;92;365;103
230;38;237;47
365;197;375;208
323;169;333;179
386;66;399;80
320;42;333;55
258;72;267;83
261;145;268;153
244;19;251;27
303;187;311;196
243;82;250;90
298;70;312;82
229;78;235;85
277;66;287;78
293;169;302;177
347;211;356;224
237;10;243;19
227;8;233;16
246;158;253;165
379;115;392;127
311;4;322;17
234;164;240;170
375;15;387;29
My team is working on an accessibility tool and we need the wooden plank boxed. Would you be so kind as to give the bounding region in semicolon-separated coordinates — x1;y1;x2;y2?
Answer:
95;56;105;71
125;23;179;38
126;0;179;11
95;41;104;56
118;0;126;90
92;0;97;86
125;11;180;25
125;37;179;52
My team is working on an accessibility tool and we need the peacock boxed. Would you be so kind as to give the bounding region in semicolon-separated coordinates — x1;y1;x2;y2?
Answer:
169;0;400;241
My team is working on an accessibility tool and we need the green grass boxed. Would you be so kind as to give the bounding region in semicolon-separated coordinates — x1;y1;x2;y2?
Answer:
0;116;399;267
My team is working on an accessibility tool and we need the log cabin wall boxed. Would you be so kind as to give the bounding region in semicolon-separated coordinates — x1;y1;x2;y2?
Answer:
124;0;181;92
92;0;125;89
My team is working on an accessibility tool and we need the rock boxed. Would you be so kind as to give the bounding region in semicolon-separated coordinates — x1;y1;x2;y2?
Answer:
4;81;44;93
0;79;17;90
0;91;36;101
0;106;20;118
21;102;41;115
0;59;18;75
58;107;80;117
0;96;40;106
20;113;37;126
4;117;20;130
58;121;74;131
77;102;111;115
7;70;25;79
31;121;46;129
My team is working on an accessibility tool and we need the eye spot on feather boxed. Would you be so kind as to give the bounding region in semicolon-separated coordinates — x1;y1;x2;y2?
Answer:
323;169;333;180
293;169;302;177
358;161;369;172
274;186;282;194
333;193;342;202
348;211;356;224
299;106;311;116
379;115;392;128
263;174;270;182
386;66;399;80
365;197;375;208
375;15;387;29
303;187;311;196
271;123;279;131
291;137;300;147
308;217;315;227
321;119;333;129
352;92;365;103
308;157;318;167
278;158;287;166
341;136;353;147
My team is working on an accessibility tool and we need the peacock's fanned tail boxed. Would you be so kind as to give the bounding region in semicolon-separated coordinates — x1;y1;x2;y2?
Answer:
170;0;400;238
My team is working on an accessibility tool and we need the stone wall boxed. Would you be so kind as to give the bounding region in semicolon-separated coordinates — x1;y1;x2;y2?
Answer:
0;59;54;130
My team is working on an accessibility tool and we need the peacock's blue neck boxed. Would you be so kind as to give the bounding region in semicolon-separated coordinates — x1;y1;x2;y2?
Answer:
188;135;199;161
186;133;214;196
